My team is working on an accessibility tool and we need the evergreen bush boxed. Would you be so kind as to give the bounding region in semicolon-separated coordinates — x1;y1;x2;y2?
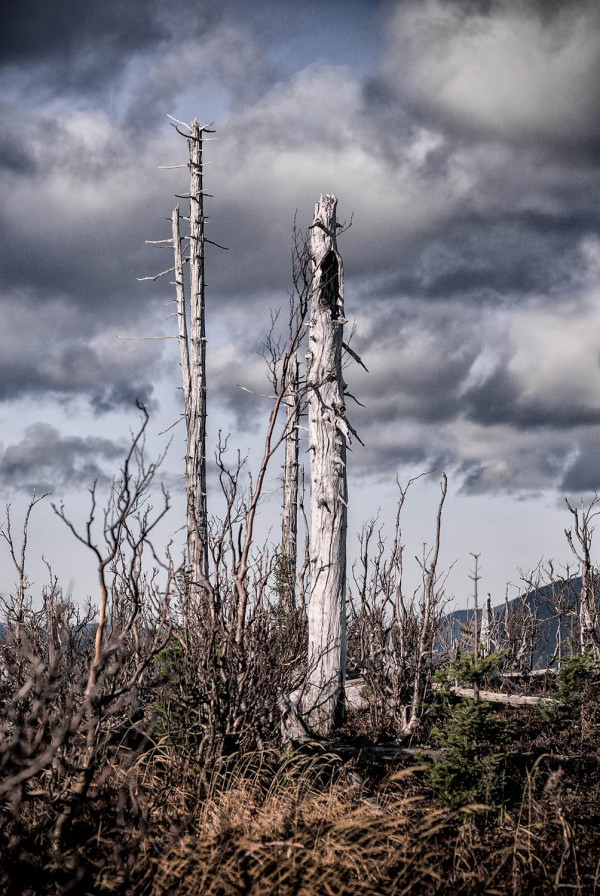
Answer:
426;699;515;810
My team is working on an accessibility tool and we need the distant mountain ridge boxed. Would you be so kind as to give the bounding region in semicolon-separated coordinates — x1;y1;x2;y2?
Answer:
441;577;589;668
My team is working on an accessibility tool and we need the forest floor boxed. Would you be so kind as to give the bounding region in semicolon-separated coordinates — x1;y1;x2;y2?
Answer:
3;662;600;895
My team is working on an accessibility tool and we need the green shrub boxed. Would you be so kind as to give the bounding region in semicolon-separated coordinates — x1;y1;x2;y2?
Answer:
540;652;597;719
426;699;515;811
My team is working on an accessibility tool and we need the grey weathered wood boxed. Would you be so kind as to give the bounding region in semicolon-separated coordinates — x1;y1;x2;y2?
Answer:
565;498;600;658
481;594;493;656
433;682;551;706
171;121;212;589
187;120;209;584
302;194;348;735
171;206;200;594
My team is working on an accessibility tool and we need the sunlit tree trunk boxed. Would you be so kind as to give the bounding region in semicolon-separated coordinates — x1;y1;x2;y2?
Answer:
302;194;348;735
171;119;213;590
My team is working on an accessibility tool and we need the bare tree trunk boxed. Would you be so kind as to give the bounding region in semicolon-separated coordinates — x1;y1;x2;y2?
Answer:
170;120;213;589
481;593;493;657
470;552;481;702
281;353;300;607
171;207;200;599
187;120;210;584
303;194;348;735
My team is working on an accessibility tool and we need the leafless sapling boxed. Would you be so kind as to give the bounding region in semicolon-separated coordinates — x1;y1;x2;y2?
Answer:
405;473;448;733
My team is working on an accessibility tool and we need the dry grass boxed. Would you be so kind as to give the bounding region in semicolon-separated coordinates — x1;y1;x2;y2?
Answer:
136;753;448;896
123;748;600;896
2;719;600;894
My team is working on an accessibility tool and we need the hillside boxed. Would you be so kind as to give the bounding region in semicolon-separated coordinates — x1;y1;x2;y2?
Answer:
440;577;588;668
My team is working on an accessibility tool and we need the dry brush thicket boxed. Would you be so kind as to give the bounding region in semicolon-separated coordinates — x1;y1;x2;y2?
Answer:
1;121;600;894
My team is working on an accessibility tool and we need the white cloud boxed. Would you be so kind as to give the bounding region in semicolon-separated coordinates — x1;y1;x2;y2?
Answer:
387;0;600;142
507;291;600;415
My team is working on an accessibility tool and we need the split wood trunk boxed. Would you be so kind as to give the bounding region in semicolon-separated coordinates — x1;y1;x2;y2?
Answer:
302;194;348;735
579;559;599;656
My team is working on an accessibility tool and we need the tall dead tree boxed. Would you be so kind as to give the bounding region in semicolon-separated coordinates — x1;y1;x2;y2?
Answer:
303;194;348;735
171;118;214;587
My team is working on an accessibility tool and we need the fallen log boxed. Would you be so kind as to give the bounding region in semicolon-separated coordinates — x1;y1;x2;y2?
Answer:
434;683;552;706
318;741;441;761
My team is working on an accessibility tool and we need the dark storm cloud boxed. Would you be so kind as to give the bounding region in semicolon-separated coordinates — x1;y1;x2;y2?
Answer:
560;431;600;493
0;361;156;415
422;213;600;300
0;0;286;116
463;369;600;431
1;0;600;502
365;214;594;305
352;436;451;484
561;451;600;494
0;424;127;494
350;301;477;430
0;0;166;65
0;133;36;175
0;298;161;413
0;0;218;94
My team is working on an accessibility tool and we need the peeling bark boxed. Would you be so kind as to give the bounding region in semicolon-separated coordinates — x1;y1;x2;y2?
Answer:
302;194;348;735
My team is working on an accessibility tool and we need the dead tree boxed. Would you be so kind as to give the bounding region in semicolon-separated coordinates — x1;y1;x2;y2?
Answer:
470;553;481;701
565;495;600;658
480;594;493;657
140;118;224;591
303;194;349;735
170;118;215;588
541;562;578;669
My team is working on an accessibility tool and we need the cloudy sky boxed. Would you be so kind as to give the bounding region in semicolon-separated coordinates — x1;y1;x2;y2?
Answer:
1;0;600;606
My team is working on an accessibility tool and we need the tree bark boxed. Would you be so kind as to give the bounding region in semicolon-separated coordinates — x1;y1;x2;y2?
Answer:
303;194;348;735
173;120;212;589
171;206;201;598
481;594;493;657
